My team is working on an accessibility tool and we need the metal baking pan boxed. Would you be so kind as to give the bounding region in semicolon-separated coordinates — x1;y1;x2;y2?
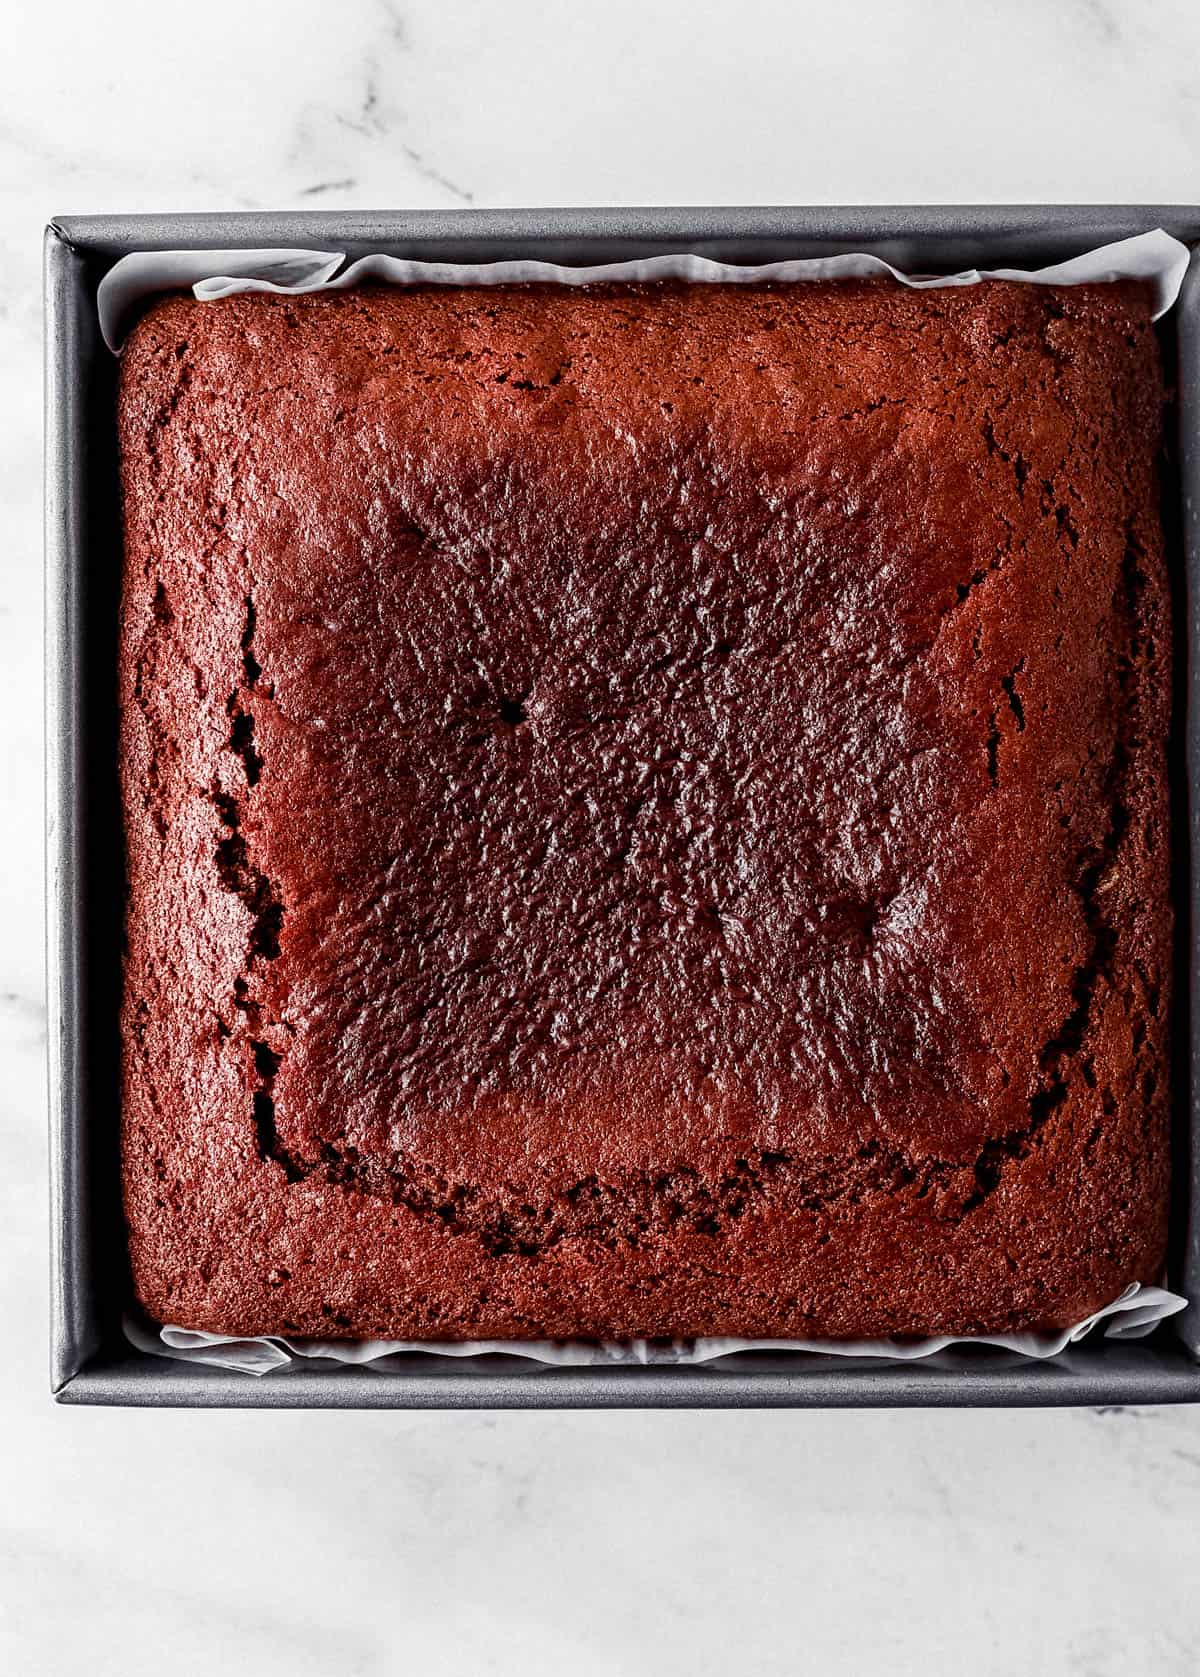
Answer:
45;206;1200;1408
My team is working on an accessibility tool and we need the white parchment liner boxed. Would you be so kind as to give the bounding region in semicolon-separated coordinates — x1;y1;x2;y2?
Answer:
128;1286;1185;1378
104;230;1192;1375
98;230;1190;351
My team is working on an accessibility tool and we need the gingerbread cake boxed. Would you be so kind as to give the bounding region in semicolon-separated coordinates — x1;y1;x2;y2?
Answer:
117;278;1171;1340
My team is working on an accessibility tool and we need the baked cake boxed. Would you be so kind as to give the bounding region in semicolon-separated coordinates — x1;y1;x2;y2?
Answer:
117;278;1171;1340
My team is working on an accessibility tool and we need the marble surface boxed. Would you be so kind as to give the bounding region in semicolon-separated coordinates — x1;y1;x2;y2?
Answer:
7;0;1200;1670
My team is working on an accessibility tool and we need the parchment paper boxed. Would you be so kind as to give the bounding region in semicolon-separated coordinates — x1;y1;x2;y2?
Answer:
103;228;1192;1374
98;229;1191;351
127;1285;1186;1377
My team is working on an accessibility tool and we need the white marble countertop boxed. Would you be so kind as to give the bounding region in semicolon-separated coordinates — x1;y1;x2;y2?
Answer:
7;1;1200;1671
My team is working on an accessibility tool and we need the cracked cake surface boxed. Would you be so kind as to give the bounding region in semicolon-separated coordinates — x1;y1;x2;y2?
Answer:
118;278;1171;1340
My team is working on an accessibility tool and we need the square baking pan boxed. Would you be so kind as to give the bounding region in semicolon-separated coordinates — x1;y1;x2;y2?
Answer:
46;206;1200;1408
